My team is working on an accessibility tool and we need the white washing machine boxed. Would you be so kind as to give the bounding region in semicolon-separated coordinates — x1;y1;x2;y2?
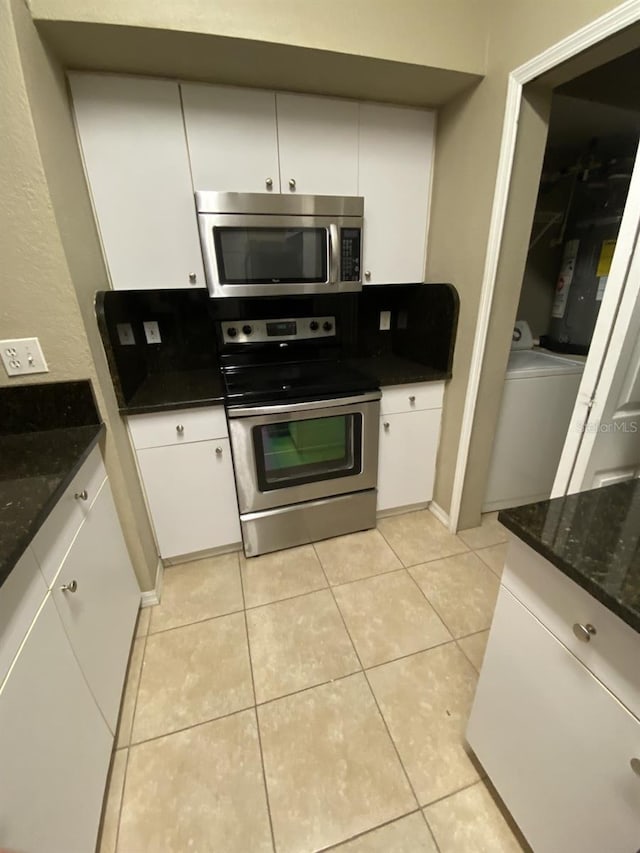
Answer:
483;348;585;512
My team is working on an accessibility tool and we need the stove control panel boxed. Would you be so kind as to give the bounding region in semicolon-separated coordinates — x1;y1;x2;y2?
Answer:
221;317;336;344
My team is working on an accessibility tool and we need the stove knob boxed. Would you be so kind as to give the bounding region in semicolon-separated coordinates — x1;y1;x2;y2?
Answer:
227;327;237;338
309;321;319;331
242;325;253;336
323;321;333;332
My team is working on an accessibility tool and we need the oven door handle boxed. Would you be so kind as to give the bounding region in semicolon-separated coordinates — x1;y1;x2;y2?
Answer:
227;390;381;418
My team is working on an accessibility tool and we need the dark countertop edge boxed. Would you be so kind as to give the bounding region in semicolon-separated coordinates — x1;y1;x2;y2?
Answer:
1;423;105;589
498;513;640;634
117;369;449;416
119;396;225;416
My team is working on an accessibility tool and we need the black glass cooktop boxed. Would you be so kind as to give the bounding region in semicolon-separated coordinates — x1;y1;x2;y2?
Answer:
223;360;379;407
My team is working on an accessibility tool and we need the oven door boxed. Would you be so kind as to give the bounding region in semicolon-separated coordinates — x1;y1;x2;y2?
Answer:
227;392;381;513
198;213;362;298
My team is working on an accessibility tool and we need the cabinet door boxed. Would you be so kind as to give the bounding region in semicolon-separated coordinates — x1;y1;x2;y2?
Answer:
52;480;140;732
359;103;435;284
0;597;112;853
137;438;241;558
467;587;640;853
70;73;205;290
182;83;280;193
377;409;441;511
276;93;359;196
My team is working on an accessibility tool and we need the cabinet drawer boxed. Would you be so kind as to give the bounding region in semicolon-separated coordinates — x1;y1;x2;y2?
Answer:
0;548;47;687
380;382;444;415
128;406;228;449
502;537;640;719
31;446;106;586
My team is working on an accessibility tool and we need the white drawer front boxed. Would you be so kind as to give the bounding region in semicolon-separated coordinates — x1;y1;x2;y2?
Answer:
502;536;640;720
380;381;444;415
128;406;228;449
0;548;48;687
31;446;106;586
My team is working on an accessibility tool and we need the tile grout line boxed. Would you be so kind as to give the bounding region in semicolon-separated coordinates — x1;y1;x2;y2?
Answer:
113;616;150;852
315;807;426;852
238;551;278;853
146;605;247;637
311;542;425;820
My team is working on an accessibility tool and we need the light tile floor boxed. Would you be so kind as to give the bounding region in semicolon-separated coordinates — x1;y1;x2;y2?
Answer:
100;510;531;853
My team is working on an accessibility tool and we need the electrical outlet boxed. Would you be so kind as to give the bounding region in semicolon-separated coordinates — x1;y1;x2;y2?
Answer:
379;310;391;331
0;337;48;377
143;321;161;344
117;323;136;346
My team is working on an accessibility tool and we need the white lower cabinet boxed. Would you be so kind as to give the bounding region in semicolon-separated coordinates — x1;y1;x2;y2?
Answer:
52;479;141;732
0;597;113;853
376;382;443;512
468;584;640;852
137;437;241;558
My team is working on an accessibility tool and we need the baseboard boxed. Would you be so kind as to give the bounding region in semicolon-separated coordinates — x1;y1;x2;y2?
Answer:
162;541;242;567
376;502;429;519
140;559;163;607
429;500;452;530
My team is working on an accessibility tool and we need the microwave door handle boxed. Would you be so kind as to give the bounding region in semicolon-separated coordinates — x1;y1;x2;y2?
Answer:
328;224;340;284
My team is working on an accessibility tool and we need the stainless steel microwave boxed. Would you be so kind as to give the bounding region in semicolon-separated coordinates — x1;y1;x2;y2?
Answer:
195;191;363;298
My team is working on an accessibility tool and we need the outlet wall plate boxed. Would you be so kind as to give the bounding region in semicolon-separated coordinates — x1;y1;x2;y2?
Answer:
0;337;48;376
379;310;391;331
143;320;161;344
117;322;136;346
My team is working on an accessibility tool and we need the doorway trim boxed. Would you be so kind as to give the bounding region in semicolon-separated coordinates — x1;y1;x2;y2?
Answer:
448;0;640;531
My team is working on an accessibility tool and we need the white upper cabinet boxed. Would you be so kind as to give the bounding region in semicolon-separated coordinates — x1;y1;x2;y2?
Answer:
276;93;359;196
359;103;435;284
69;73;205;290
182;84;281;194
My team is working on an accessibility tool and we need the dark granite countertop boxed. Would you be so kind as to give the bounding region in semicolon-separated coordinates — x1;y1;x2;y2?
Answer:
347;354;450;386
499;480;640;633
0;380;104;589
120;369;225;415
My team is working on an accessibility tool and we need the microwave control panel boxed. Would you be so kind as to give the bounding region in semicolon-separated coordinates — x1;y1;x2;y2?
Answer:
221;316;336;344
340;229;362;282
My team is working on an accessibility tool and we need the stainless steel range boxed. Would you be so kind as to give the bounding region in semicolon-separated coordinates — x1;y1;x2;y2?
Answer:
219;314;380;557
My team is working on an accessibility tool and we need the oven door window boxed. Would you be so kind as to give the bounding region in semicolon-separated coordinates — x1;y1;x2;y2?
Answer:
254;414;362;490
213;227;327;284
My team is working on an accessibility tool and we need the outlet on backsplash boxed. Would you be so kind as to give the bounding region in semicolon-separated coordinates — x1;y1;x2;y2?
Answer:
0;337;48;377
379;311;391;331
117;323;136;346
143;321;161;344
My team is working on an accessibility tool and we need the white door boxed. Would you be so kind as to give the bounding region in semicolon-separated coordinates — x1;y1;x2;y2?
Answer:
137;438;241;558
70;73;205;290
467;587;640;853
0;597;112;853
554;143;640;494
377;409;441;511
276;93;359;196
52;480;140;732
359;103;435;284
181;83;281;193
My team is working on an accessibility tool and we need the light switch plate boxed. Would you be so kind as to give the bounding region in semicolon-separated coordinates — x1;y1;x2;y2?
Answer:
379;310;391;331
0;337;48;376
117;322;136;346
143;321;161;344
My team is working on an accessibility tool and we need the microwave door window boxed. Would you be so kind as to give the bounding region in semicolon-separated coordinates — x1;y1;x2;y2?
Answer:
214;228;327;284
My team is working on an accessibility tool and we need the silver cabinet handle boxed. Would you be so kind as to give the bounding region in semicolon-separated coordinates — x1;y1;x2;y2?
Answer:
265;177;273;189
631;758;640;776
409;395;416;404
61;580;78;593
383;421;390;430
365;270;371;280
188;272;197;284
74;490;88;501
215;446;223;455
289;178;296;190
176;424;184;434
573;622;597;642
